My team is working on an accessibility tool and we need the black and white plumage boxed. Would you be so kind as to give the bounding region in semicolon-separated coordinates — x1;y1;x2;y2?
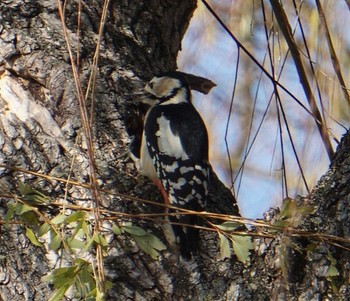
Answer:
140;72;210;259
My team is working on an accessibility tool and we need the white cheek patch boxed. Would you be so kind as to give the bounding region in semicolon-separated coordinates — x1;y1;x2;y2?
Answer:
156;115;189;160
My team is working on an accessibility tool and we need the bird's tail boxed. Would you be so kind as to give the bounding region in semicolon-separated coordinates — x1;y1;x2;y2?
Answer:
169;210;200;260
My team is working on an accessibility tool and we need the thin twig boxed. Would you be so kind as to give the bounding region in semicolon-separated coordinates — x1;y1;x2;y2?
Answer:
269;0;334;160
200;0;318;121
56;0;111;293
315;0;350;106
224;48;240;195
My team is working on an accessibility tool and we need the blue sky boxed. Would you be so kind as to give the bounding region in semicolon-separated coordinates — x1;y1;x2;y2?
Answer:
177;1;350;218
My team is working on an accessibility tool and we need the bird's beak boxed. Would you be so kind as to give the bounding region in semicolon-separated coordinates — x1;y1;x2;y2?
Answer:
127;91;158;106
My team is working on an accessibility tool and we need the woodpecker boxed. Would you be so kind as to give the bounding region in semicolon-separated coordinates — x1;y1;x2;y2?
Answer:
139;71;211;259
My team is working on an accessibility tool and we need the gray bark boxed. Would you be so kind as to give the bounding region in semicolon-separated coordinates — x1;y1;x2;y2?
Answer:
0;0;349;300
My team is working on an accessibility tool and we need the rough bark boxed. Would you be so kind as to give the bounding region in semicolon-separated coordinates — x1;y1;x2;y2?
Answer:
0;1;349;300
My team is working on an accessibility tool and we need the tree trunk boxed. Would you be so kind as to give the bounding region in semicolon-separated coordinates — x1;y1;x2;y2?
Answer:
0;1;349;300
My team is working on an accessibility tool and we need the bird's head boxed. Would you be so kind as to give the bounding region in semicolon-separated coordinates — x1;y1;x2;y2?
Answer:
144;72;190;105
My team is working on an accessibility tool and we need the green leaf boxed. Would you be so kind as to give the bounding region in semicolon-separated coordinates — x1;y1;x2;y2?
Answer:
86;288;97;299
43;267;72;284
64;211;86;224
112;224;122;235
105;280;113;290
122;223;166;259
15;203;33;215
82;220;91;237
215;221;240;232
52;277;73;290
122;224;147;236
325;250;339;278
230;234;254;264
67;238;86;249
49;234;62;251
218;232;231;260
25;227;43;247
145;233;166;251
272;220;287;228
328;254;337;265
48;284;70;301
4;203;16;224
38;223;51;237
82;237;95;253
92;233;108;247
70;220;85;239
304;242;318;252
326;265;339;277
75;258;89;266
277;197;317;228
43;266;77;289
19;182;49;205
96;288;106;301
279;197;296;219
74;228;86;240
21;211;40;226
51;214;66;225
132;233;166;260
79;264;93;284
297;205;317;217
19;182;33;196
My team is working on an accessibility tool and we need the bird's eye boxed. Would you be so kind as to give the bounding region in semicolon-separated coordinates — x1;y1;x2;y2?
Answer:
148;82;154;89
